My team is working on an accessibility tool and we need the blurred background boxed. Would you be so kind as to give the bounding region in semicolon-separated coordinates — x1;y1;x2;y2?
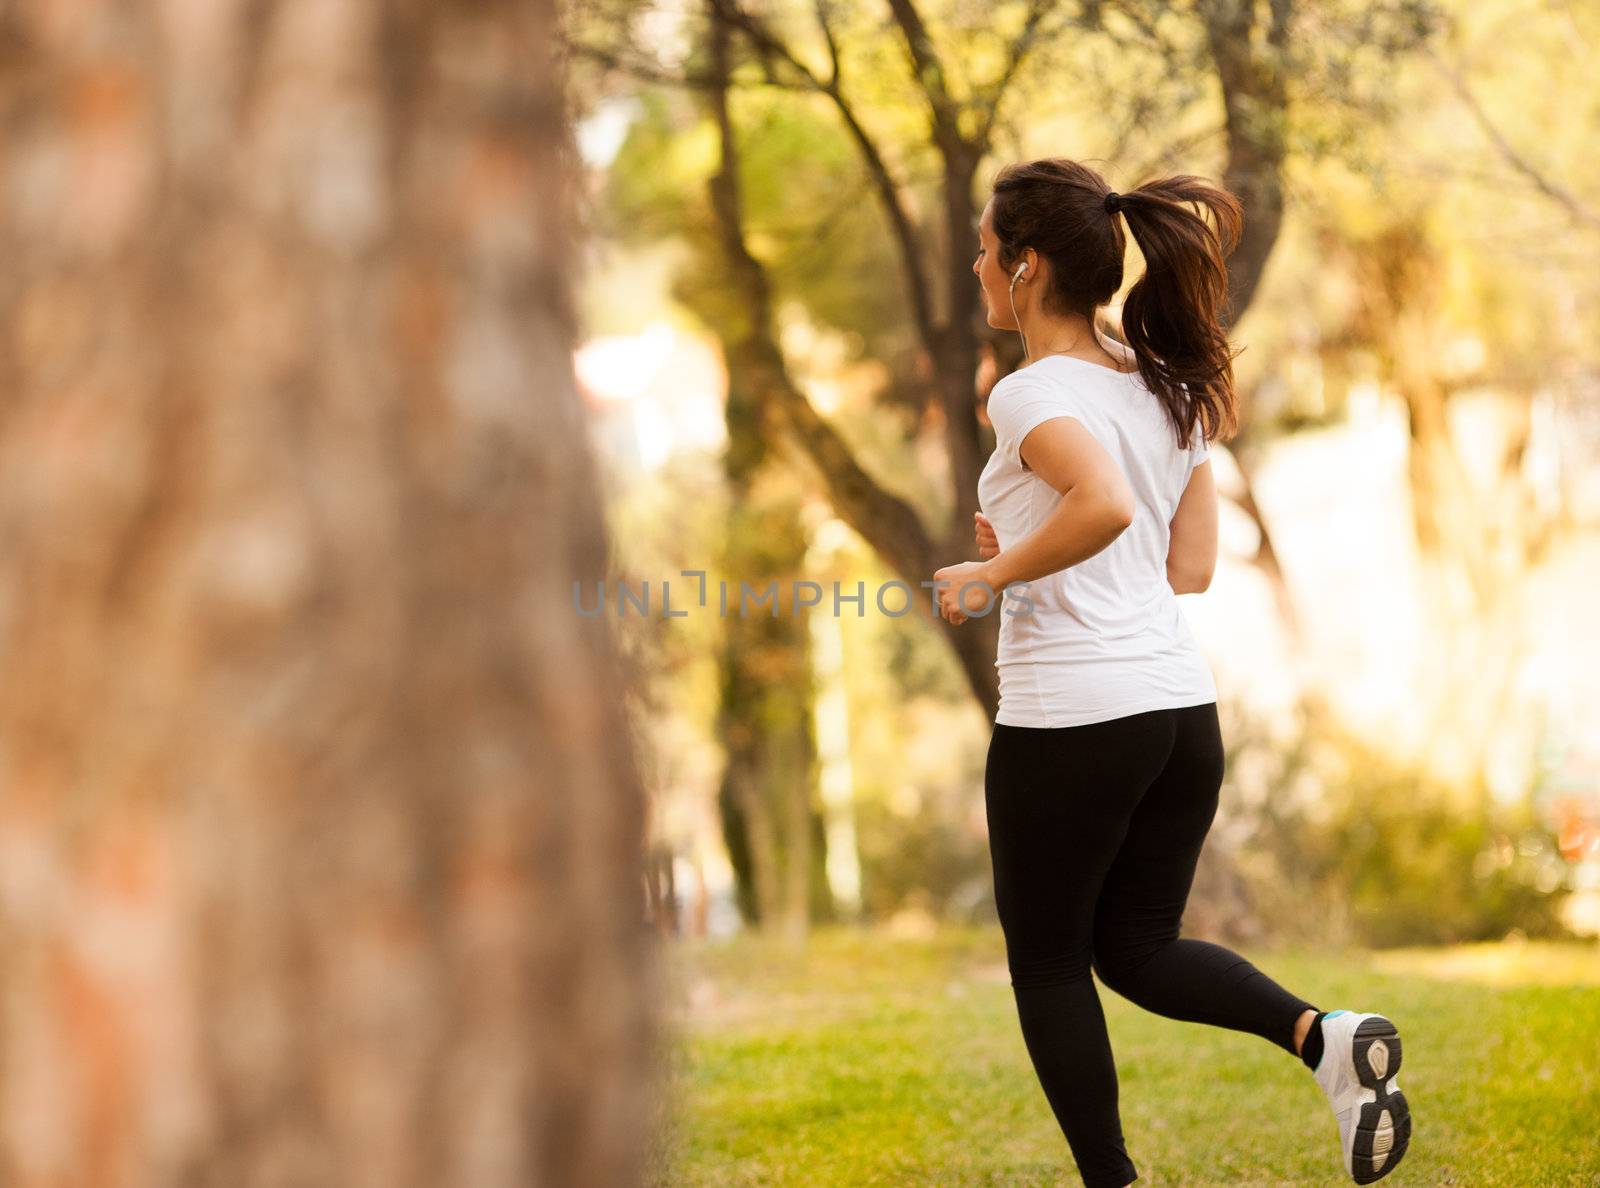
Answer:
0;0;1595;1184
568;0;1600;951
560;0;1600;1179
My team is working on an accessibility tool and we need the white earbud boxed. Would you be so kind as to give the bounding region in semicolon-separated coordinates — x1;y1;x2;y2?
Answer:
1009;260;1030;361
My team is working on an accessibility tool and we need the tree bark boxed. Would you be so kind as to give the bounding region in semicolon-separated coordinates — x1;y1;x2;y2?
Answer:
0;1;656;1184
704;11;835;937
1203;0;1293;328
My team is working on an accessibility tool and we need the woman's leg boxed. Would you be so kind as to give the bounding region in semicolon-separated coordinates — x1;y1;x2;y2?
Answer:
984;710;1180;1188
1090;701;1318;1055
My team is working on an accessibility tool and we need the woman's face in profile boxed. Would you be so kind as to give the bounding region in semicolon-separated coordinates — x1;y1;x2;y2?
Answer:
973;198;1020;331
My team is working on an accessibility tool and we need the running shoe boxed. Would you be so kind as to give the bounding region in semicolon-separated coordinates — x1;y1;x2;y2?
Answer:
1311;1010;1412;1183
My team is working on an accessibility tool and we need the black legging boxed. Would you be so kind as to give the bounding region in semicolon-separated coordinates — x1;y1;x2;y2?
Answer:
984;702;1317;1188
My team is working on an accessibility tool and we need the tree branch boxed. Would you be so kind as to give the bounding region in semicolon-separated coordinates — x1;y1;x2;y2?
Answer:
565;37;724;91
1430;47;1600;234
703;2;943;601
975;0;1064;148
564;26;823;94
814;0;843;89
1201;0;1291;326
711;0;939;348
884;0;965;152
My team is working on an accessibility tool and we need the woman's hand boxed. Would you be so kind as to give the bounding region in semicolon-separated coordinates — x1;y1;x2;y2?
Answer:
975;511;999;559
933;560;998;625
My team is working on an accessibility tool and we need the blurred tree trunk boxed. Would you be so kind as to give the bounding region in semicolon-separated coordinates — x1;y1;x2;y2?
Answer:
712;520;835;940
0;1;656;1185
1356;221;1498;598
705;12;834;938
1203;0;1292;328
1347;216;1557;791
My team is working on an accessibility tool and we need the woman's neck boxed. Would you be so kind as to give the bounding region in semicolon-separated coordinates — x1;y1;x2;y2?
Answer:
1023;314;1131;371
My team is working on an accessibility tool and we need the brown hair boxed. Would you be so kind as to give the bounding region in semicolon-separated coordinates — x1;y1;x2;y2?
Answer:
989;158;1243;451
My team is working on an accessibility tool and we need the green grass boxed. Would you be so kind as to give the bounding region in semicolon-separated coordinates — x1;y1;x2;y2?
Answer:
646;925;1600;1185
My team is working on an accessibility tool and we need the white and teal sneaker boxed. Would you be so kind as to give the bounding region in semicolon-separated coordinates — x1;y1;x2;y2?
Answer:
1311;1010;1412;1183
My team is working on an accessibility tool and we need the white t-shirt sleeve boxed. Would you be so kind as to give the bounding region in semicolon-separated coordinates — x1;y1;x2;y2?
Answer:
988;376;1089;471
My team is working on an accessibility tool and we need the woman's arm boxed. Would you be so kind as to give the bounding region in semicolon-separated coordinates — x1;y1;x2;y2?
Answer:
935;392;1134;624
982;416;1135;589
1166;460;1218;594
1095;323;1216;593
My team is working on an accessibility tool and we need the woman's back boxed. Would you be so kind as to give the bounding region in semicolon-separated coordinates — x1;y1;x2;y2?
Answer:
978;354;1215;728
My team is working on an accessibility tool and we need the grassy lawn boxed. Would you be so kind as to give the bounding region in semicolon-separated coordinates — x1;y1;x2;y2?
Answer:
646;925;1600;1186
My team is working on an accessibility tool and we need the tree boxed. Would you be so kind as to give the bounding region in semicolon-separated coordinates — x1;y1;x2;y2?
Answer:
0;1;656;1183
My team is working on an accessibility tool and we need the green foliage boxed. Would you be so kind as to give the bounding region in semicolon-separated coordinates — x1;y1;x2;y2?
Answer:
1307;783;1567;947
1223;702;1571;949
853;791;992;923
600;85;912;364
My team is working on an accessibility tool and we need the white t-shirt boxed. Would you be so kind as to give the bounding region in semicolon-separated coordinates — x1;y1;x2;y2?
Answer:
977;355;1217;728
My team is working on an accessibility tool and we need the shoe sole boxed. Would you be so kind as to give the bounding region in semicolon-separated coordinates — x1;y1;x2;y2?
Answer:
1349;1016;1411;1184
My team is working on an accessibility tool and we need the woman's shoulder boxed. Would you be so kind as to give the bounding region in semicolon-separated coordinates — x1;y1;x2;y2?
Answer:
990;364;1081;403
987;372;1088;438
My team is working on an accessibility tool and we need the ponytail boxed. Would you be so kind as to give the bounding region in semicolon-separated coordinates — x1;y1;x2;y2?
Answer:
988;160;1243;452
1117;175;1244;452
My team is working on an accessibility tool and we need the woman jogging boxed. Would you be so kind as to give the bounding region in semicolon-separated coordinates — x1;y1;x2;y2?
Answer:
931;158;1412;1187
